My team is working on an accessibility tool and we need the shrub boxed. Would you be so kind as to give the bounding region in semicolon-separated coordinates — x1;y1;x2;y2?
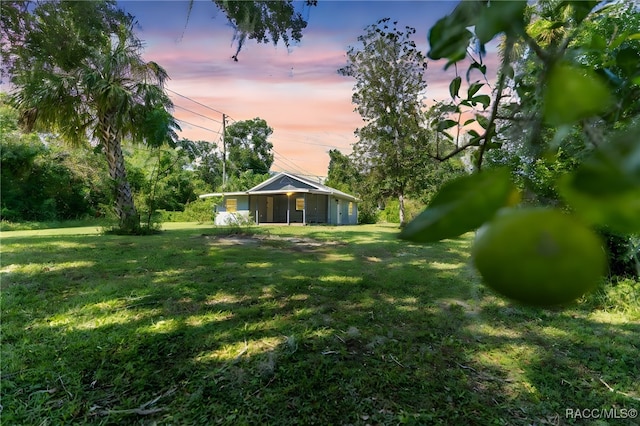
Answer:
378;200;399;223
378;198;426;223
357;202;378;224
183;198;217;222
585;278;639;318
156;198;217;223
599;229;639;279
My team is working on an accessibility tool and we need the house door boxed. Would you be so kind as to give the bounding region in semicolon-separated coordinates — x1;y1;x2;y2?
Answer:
336;199;342;225
266;197;274;222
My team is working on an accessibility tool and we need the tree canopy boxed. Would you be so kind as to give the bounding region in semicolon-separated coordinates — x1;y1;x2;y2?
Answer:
225;117;274;179
175;118;275;193
208;0;317;60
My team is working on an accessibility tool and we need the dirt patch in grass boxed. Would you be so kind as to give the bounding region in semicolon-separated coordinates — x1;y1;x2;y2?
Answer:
210;235;261;246
203;234;346;252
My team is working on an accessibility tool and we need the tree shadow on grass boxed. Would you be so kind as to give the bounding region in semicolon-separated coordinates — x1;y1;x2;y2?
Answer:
2;229;638;425
455;302;640;425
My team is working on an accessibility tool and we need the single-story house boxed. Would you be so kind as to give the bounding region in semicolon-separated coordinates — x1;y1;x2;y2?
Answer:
200;172;358;226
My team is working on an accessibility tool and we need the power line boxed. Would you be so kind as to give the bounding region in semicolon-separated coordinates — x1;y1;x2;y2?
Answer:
167;88;227;116
273;159;308;177
272;149;312;177
273;130;353;150
276;135;342;149
273;151;306;174
174;104;223;125
166;89;326;177
176;119;223;137
291;139;343;149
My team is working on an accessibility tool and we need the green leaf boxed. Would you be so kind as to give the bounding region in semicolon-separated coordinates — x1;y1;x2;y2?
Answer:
547;21;565;31
474;0;527;44
588;34;606;51
466;62;487;81
567;0;598;24
463;118;476;126
449;76;462;99
437;119;458;131
428;17;472;62
441;131;454;141
469;137;482;147
616;47;639;77
399;168;516;243
428;1;479;62
468;129;481;139
467;82;483;98
471;95;491;109
557;126;640;234
543;64;612;125
610;31;630;50
475;114;489;129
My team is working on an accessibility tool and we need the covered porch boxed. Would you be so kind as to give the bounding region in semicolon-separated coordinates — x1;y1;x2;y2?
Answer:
249;192;332;225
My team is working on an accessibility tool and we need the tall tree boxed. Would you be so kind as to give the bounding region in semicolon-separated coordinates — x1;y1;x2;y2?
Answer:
224;118;274;179
339;18;432;225
3;1;178;232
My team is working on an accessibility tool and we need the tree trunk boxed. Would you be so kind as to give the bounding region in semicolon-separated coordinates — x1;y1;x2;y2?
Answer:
100;117;139;232
398;192;405;227
394;127;406;227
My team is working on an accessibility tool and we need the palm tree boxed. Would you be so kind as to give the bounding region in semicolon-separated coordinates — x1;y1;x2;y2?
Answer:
8;2;177;232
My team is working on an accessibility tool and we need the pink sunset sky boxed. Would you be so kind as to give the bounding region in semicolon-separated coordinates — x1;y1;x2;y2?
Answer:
119;0;496;178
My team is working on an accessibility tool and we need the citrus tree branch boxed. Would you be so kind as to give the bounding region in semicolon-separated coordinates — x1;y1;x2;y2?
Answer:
476;38;514;171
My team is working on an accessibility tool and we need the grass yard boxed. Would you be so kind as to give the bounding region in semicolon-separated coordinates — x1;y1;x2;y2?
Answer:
1;223;638;425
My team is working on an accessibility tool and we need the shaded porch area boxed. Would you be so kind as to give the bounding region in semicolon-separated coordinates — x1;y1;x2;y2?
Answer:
249;193;329;225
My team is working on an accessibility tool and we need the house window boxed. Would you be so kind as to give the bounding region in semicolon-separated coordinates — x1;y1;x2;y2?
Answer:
348;202;354;215
296;197;305;211
226;198;237;213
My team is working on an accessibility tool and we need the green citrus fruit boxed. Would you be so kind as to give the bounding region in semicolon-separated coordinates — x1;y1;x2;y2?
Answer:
472;208;606;306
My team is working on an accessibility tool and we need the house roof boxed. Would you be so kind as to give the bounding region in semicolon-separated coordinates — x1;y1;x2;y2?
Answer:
200;172;358;202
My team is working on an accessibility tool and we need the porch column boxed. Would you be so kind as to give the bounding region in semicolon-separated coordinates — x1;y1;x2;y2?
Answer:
303;194;307;225
250;195;257;225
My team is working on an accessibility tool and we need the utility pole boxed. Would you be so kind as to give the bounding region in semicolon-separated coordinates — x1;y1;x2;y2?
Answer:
222;113;226;187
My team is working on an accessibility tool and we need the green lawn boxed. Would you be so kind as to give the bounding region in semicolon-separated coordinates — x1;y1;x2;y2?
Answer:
1;223;638;425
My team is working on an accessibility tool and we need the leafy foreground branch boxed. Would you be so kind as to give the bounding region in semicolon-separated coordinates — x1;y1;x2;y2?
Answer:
401;0;640;306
